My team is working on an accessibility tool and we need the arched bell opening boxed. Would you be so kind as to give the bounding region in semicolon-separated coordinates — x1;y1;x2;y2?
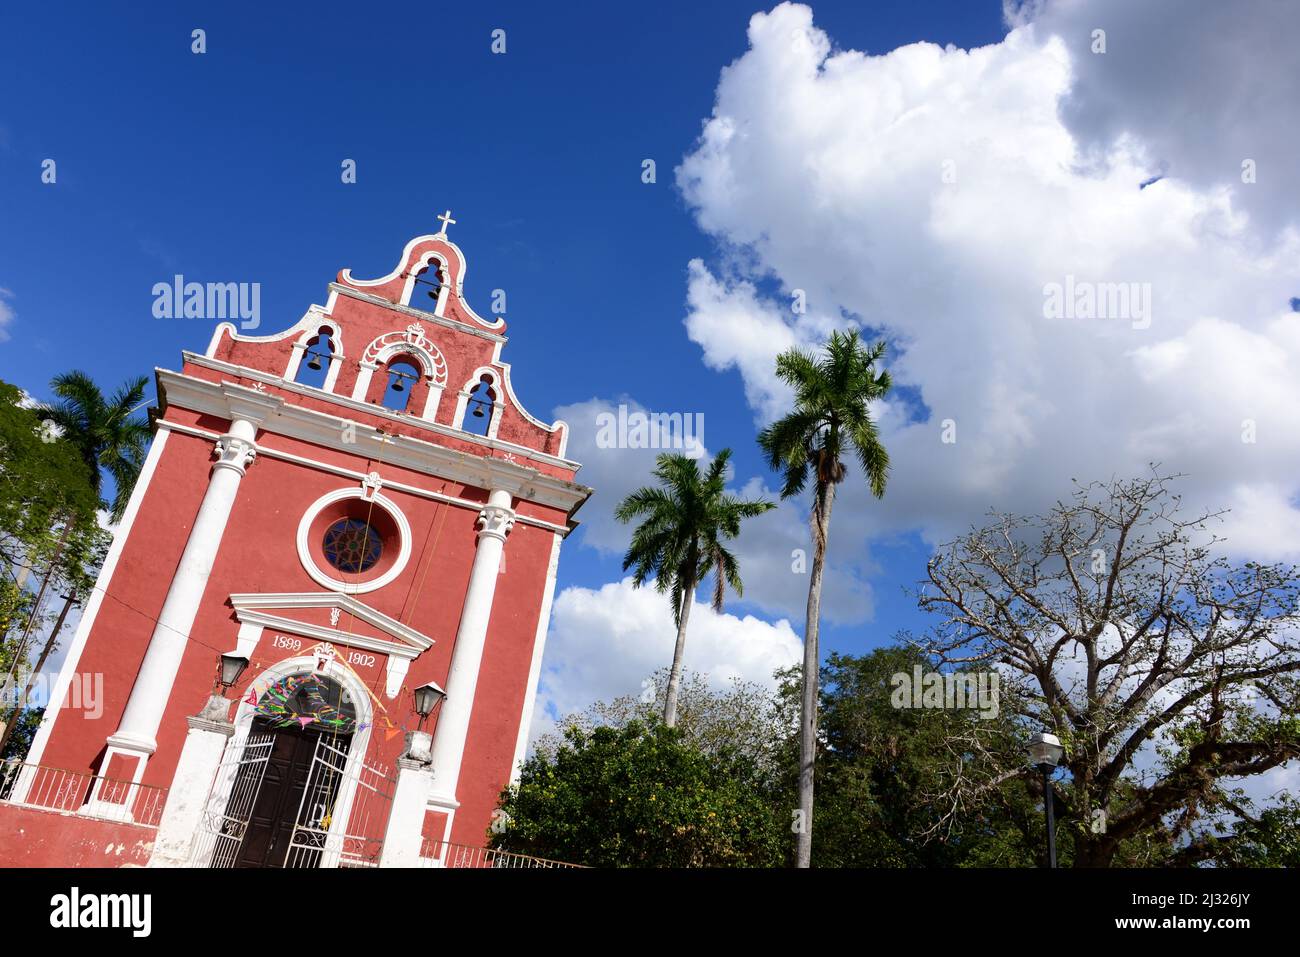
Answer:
378;356;424;412
461;375;497;437
294;327;337;389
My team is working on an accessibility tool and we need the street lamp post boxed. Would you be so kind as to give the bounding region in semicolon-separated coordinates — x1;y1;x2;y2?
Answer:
1027;731;1065;868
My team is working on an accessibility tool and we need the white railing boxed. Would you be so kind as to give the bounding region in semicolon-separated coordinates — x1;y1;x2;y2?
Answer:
0;758;168;827
419;838;583;869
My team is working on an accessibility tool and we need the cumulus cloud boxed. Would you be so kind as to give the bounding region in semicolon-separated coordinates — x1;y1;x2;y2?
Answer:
676;1;1300;557
1008;0;1300;237
530;577;802;742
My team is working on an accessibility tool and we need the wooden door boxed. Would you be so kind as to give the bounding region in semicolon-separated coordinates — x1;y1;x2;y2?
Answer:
234;719;325;868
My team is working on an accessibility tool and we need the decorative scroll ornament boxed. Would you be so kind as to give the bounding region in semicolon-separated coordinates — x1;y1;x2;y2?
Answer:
313;642;337;673
212;435;257;474
362;328;448;386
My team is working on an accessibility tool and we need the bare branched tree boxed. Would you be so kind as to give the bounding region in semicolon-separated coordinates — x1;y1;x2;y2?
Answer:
918;470;1300;866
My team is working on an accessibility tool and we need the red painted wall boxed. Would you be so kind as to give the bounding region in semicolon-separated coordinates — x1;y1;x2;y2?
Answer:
0;804;155;868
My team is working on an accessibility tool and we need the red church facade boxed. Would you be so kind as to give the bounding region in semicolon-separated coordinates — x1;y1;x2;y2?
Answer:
0;224;590;867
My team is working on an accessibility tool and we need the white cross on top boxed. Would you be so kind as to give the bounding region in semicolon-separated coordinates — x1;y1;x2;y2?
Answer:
435;209;456;237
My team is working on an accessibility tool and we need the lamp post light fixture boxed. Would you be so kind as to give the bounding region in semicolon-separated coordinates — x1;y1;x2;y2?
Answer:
413;680;447;730
217;651;250;696
1027;731;1065;868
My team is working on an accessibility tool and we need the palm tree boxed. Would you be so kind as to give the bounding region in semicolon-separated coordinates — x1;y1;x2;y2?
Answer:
757;330;892;868
38;371;151;523
616;449;774;727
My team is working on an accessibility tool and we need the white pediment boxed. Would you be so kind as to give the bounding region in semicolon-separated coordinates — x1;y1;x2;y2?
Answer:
228;592;434;698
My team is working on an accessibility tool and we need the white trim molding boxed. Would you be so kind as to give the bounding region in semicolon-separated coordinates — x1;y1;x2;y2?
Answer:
15;429;173;781
160;418;574;536
229;591;433;699
179;354;579;471
295;485;413;595
397;250;452;317
205;293;341;359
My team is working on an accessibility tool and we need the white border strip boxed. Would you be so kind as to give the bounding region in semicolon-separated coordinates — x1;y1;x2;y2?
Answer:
161;420;572;536
18;428;172;775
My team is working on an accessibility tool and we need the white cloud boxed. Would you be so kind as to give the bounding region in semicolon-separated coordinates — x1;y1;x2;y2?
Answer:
531;577;802;742
683;260;802;421
0;287;16;342
676;2;1300;556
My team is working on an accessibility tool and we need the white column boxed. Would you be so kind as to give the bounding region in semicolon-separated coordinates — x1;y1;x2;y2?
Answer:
107;417;259;760
150;695;236;867
427;487;514;809
379;730;434;868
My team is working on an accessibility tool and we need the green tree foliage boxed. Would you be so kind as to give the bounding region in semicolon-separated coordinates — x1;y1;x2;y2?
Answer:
919;472;1300;867
493;720;786;867
0;381;102;590
0;707;43;762
810;649;1019;866
1;379;111;758
616;450;773;726
0;380;105;632
500;644;1297;867
36;370;150;524
534;667;788;776
1178;794;1300;867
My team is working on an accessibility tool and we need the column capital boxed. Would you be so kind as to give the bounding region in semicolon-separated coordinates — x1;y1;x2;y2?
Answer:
212;434;257;476
476;503;515;542
476;487;515;542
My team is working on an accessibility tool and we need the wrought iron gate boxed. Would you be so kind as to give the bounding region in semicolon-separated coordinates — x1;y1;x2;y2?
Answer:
189;731;276;868
283;736;395;869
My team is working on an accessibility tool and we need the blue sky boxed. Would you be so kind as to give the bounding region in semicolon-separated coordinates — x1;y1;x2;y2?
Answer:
0;1;1011;697
11;2;1297;742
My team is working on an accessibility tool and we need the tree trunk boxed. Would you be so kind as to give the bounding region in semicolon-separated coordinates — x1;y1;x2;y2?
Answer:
1;523;69;691
662;576;696;728
796;480;835;868
0;591;75;758
0;522;71;752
